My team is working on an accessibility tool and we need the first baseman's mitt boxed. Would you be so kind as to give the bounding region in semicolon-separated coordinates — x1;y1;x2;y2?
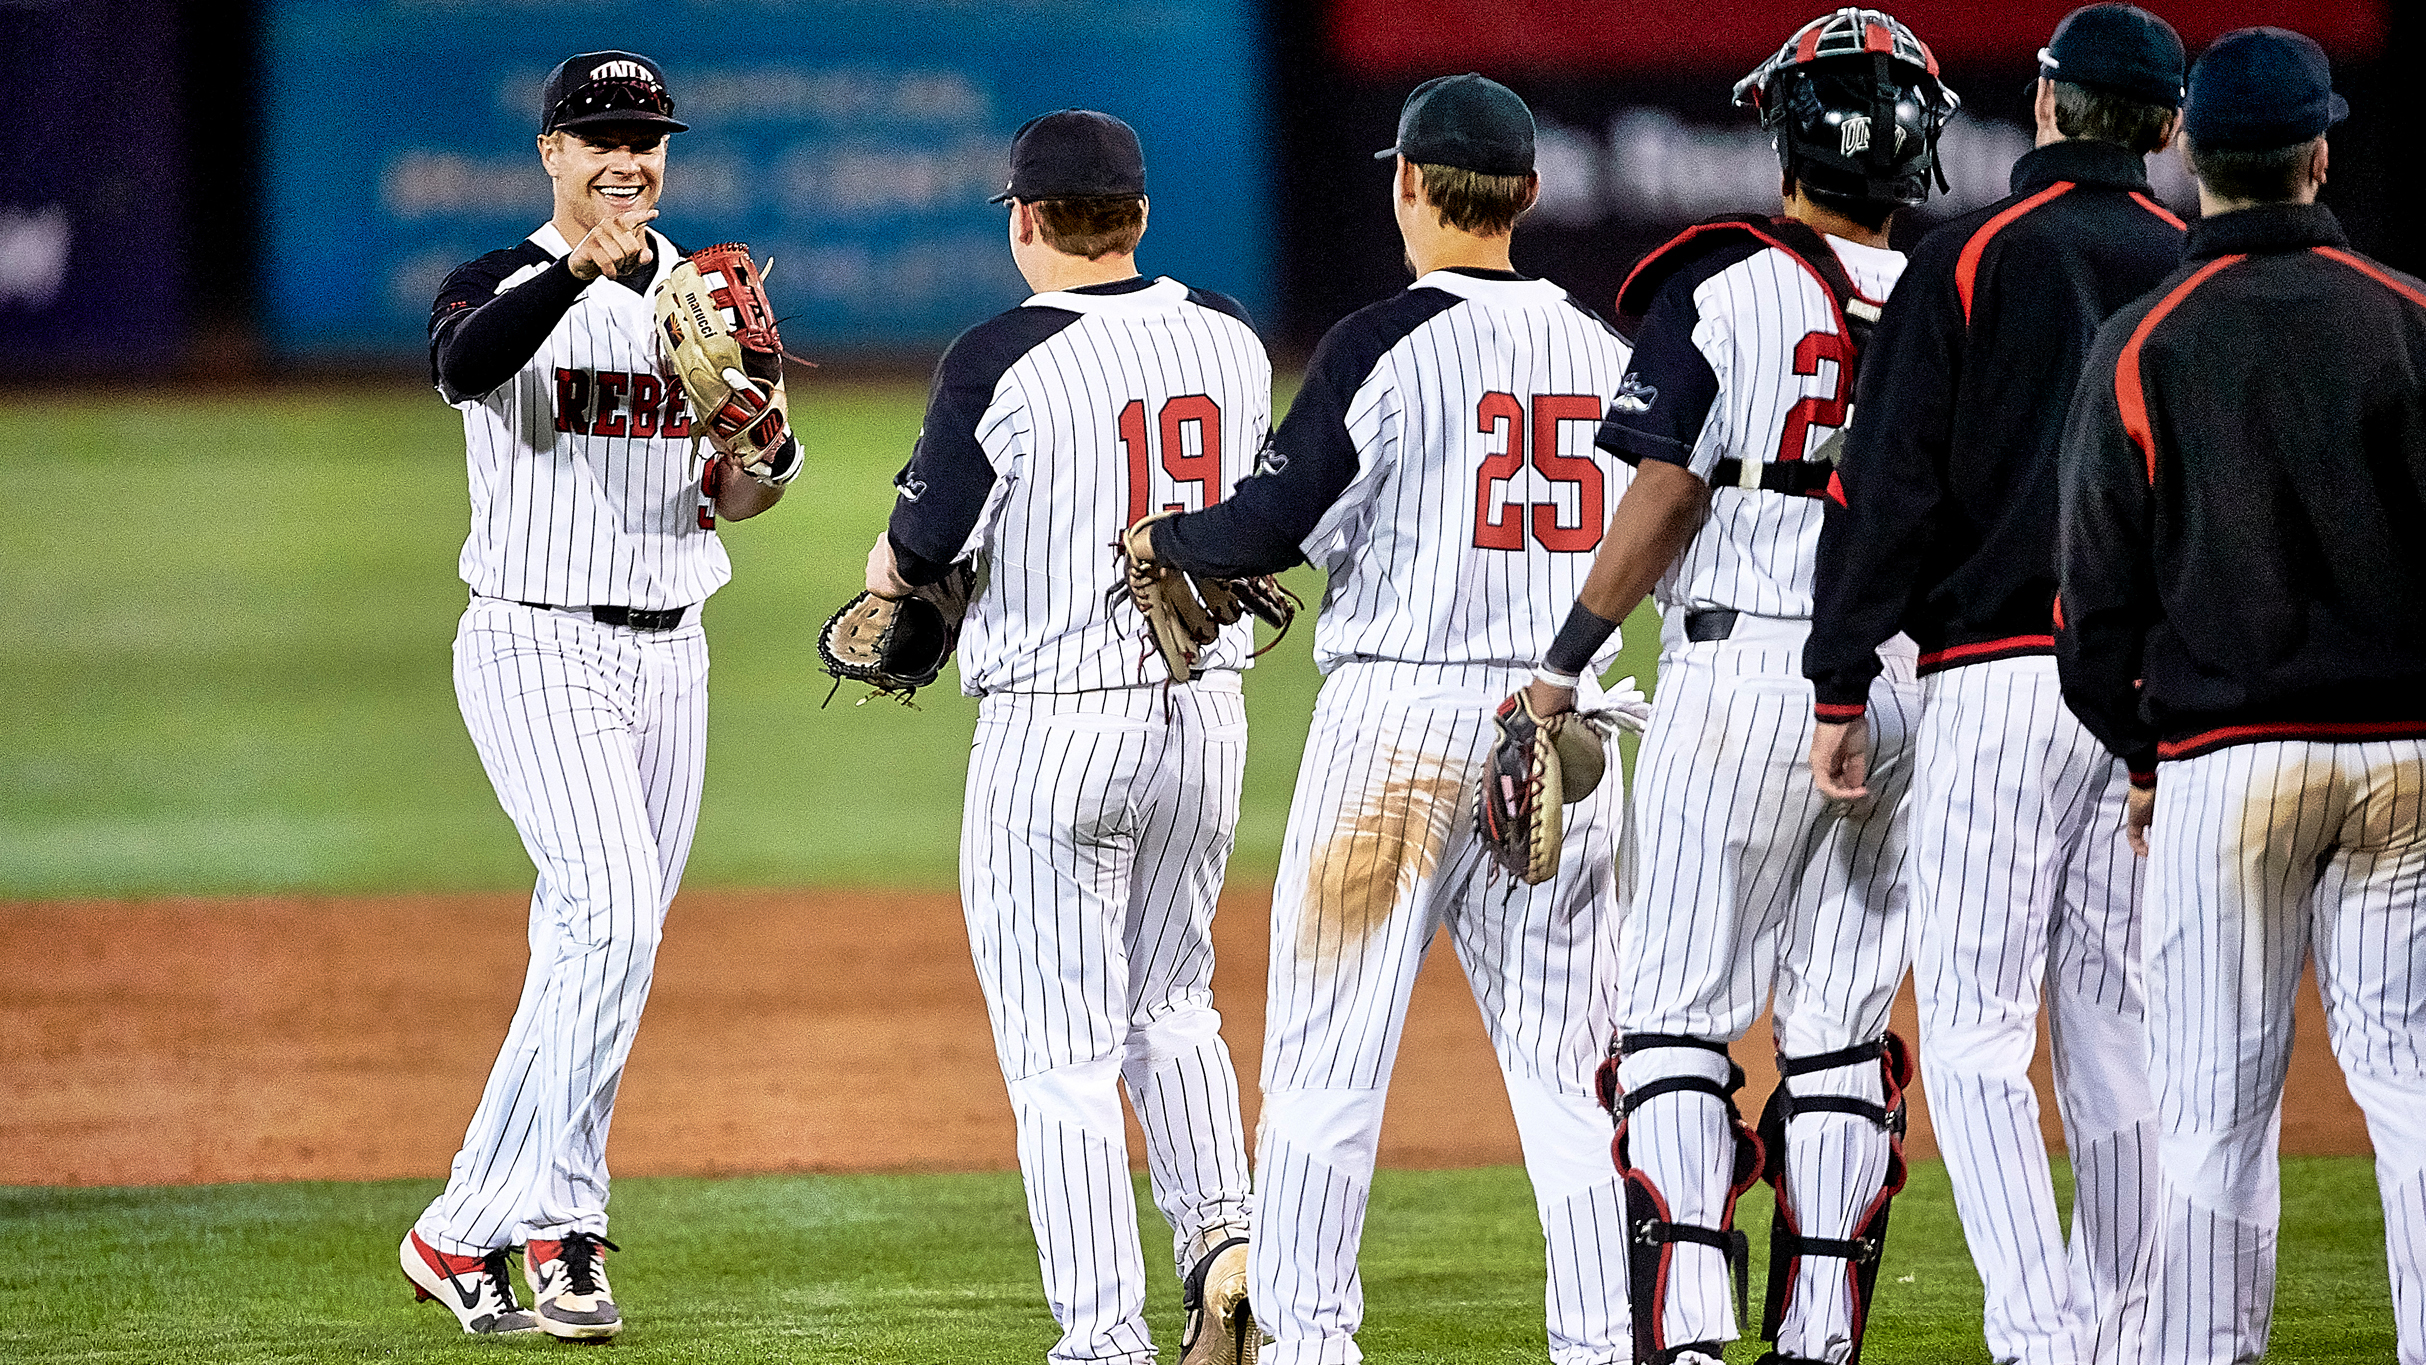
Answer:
817;562;977;704
655;242;800;484
1117;511;1299;681
1477;693;1621;884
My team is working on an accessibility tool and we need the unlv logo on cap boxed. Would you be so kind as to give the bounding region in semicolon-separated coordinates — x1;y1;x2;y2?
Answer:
589;59;656;85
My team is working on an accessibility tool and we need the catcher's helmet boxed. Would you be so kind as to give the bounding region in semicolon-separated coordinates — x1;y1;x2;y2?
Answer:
1733;8;1960;207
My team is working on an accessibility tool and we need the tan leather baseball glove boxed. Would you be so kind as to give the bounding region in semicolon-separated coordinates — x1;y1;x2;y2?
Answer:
654;242;799;484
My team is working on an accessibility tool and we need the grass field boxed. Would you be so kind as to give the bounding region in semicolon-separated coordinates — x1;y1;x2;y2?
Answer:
0;1160;2399;1363
0;382;1659;899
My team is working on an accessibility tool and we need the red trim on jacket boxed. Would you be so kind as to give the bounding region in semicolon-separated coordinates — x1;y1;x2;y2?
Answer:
2117;255;2245;485
2129;191;2185;231
1956;182;2072;324
2158;719;2426;762
2314;245;2426;308
1916;634;2054;673
1813;701;1868;722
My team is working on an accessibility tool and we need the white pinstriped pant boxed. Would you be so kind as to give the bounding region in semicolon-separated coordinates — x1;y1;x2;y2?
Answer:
1907;658;2156;1365
417;598;708;1255
962;676;1255;1365
2141;739;2426;1365
1255;660;1630;1365
1614;612;1917;1362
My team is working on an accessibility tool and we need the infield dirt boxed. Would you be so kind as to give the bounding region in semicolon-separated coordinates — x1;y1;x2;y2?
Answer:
0;888;2372;1186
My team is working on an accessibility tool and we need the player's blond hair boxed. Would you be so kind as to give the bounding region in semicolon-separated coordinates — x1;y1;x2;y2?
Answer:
1414;163;1540;236
1031;196;1147;261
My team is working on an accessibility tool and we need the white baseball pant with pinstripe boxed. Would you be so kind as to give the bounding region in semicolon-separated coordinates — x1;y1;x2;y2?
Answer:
1614;611;1916;1361
1907;657;2157;1365
1254;660;1629;1365
962;674;1255;1365
2140;739;2426;1365
415;598;707;1255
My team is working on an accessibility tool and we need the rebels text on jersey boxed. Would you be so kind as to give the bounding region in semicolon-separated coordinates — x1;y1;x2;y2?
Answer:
1599;235;1905;618
429;223;729;612
1157;268;1634;673
886;276;1271;694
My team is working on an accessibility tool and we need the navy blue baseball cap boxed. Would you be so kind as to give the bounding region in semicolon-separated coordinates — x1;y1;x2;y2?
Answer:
2036;4;2186;108
988;110;1146;203
540;51;687;134
1374;73;1536;176
2185;27;2349;150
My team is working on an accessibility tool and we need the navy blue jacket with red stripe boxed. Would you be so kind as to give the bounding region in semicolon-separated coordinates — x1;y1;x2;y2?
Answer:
1805;140;2186;717
2058;201;2426;778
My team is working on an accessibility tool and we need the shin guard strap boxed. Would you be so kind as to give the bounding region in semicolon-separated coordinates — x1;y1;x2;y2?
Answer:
1633;1218;1753;1323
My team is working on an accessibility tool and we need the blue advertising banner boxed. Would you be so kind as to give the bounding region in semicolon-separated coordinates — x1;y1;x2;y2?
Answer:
262;0;1271;356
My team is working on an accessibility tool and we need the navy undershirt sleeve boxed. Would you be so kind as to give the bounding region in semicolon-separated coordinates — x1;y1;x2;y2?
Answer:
887;306;1085;586
1157;287;1462;578
430;252;584;402
1596;274;1723;469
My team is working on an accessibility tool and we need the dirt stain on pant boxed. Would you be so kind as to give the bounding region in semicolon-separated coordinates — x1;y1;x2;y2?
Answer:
1300;748;1466;965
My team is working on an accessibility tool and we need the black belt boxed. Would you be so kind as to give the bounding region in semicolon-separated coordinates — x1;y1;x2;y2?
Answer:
1708;457;1834;496
516;601;690;631
1685;609;1738;642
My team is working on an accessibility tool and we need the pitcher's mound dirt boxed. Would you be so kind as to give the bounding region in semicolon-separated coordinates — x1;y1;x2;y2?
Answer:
0;888;2371;1186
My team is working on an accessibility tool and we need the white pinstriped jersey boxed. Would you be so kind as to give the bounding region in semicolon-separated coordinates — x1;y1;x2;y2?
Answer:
888;275;1271;695
436;222;730;611
1604;235;1904;618
1279;270;1635;672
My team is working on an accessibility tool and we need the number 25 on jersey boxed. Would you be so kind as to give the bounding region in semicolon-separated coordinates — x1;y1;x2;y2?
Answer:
1474;392;1605;552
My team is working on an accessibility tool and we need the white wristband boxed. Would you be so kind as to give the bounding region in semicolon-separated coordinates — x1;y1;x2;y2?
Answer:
1532;665;1581;691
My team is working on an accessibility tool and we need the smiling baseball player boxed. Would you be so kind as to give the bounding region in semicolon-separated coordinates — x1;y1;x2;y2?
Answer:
399;50;794;1341
1803;8;2188;1361
1522;12;1957;1363
865;110;1268;1365
1137;74;1639;1365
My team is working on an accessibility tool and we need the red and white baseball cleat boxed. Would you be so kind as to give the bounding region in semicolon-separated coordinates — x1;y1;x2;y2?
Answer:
399;1229;540;1335
526;1232;624;1340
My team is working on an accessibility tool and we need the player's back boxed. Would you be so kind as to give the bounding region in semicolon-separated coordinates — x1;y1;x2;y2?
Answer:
913;276;1271;693
1604;234;1905;619
1295;270;1634;671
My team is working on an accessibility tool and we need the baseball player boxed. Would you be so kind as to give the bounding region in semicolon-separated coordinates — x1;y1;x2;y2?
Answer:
1523;11;1957;1363
398;51;796;1340
865;109;1268;1365
1802;7;2187;1361
1137;75;1639;1365
2059;28;2426;1364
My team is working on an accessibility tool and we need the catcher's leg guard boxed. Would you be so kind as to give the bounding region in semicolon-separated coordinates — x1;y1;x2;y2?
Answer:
1755;1031;1915;1365
1598;1033;1766;1365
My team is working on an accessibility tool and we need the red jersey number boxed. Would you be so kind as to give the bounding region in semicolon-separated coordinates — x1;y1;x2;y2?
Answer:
1774;330;1852;465
1122;395;1225;526
1474;391;1606;551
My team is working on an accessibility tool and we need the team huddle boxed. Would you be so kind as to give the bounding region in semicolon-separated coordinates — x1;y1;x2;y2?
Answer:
402;9;2426;1365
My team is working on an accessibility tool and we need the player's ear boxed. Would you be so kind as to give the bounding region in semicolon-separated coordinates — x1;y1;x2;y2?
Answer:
2155;108;2183;155
538;131;562;178
1395;157;1419;206
1136;196;1149;239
